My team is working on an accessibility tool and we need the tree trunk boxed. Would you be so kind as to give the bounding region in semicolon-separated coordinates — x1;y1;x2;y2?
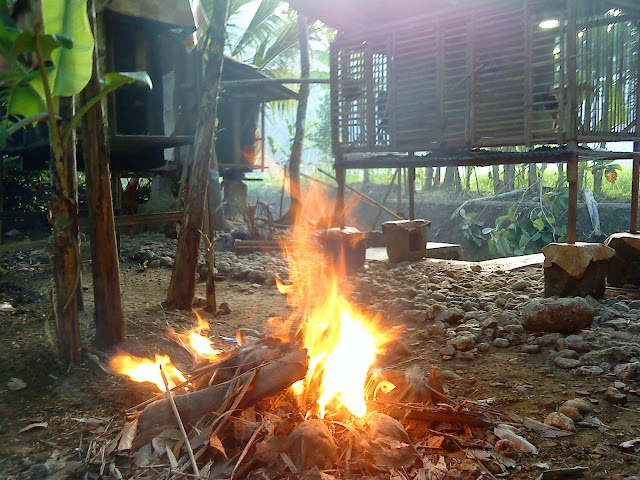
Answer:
492;165;503;194
81;0;125;345
434;167;441;188
442;166;456;188
422;167;433;191
557;163;565;184
528;163;537;188
164;0;230;311
51;97;81;363
279;14;309;224
363;169;370;184
593;169;603;196
464;166;472;191
504;164;515;191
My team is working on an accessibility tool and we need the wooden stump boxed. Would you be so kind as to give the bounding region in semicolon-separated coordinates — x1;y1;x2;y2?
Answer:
382;220;430;262
544;261;608;298
605;233;640;287
542;243;615;298
321;227;366;273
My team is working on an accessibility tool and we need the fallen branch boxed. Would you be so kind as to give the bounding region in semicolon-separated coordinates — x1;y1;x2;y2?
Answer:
449;188;527;220
137;349;308;435
159;365;200;477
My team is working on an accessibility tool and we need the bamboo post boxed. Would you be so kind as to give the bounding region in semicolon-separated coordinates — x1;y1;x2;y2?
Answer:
566;151;579;244
80;0;125;345
631;141;640;233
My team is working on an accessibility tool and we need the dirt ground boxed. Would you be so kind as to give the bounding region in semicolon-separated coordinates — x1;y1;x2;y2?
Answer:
1;237;639;479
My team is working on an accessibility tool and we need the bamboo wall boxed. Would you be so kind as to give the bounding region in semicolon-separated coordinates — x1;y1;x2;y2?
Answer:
330;0;640;155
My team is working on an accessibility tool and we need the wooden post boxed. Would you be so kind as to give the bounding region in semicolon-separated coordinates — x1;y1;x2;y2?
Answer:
408;162;415;220
631;141;640;233
81;0;125;345
566;151;579;244
335;164;346;228
164;0;230;311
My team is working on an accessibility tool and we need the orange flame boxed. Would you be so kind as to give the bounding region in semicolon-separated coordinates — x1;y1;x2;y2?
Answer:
109;353;187;392
278;184;394;418
171;312;222;361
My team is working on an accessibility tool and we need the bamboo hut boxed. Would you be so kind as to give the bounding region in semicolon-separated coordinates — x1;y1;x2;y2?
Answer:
289;0;640;241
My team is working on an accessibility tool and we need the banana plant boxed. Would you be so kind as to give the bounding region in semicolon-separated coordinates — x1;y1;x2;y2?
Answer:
0;0;151;363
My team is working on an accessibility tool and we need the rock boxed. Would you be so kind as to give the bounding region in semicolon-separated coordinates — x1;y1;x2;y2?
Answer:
557;349;579;359
147;259;161;269
554;357;581;369
425;304;447;321
519;344;540;354
160;256;174;267
556;334;591;353
435;308;465;325
575;365;604;376
470;264;482;272
481;318;498;330
402;309;426;323
558;405;583;422
544;412;576;432
477;342;491;353
218;302;232;314
563;398;594;414
614;362;640;380
581;346;640;366
511;280;528;291
521;298;595;333
4;229;22;238
605;387;627;405
452;335;475;352
426;321;446;336
538;333;561;347
439;370;462;382
431;292;447;302
457;351;476;362
493;338;510;348
440;345;456;357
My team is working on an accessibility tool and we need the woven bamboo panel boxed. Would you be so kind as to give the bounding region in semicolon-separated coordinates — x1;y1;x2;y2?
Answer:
331;0;640;155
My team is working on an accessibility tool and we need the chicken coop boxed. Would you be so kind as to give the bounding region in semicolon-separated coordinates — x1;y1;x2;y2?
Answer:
290;0;640;241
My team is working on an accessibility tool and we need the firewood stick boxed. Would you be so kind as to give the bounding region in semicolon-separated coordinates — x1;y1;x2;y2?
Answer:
159;365;200;478
138;349;308;435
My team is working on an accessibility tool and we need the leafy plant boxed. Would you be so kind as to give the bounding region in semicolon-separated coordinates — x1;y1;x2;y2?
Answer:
459;208;485;246
459;183;569;257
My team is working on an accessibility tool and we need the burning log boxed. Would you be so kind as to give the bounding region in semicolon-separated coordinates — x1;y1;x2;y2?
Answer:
137;349;308;435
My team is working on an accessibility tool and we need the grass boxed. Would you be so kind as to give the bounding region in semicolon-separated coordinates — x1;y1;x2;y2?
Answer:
249;163;635;204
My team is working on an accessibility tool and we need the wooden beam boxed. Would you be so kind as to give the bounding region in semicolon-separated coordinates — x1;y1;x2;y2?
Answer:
220;77;330;88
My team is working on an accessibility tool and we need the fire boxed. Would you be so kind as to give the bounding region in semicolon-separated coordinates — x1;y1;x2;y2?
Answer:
170;312;222;361
279;184;393;418
109;353;187;392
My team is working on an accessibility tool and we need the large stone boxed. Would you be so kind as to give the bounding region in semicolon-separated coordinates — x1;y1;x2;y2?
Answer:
452;335;475;352
521;298;595;333
435;308;465;325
